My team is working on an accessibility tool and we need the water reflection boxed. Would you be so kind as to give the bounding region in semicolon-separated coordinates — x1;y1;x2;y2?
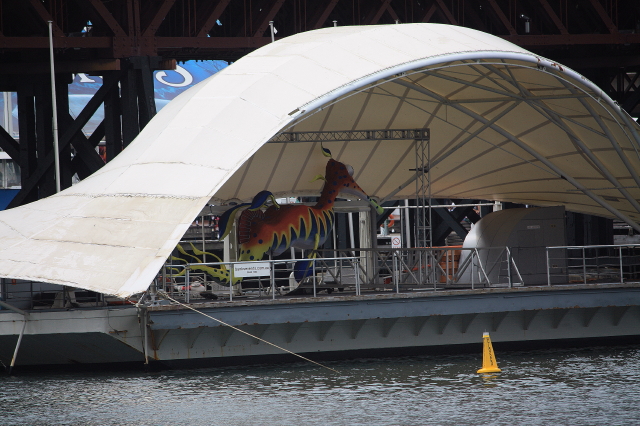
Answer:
479;373;500;387
1;345;640;426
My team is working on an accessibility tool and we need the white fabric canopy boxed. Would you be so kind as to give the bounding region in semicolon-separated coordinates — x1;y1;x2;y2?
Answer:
0;23;638;297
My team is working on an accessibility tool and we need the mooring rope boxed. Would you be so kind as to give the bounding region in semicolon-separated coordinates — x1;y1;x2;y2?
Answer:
156;291;339;373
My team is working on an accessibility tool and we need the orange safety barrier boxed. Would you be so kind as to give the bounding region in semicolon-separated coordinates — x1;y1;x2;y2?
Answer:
438;246;462;283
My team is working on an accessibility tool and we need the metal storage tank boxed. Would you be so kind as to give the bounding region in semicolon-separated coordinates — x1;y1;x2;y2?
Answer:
459;206;567;286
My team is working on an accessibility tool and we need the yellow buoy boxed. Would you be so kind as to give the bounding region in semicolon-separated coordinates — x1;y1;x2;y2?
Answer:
477;332;501;374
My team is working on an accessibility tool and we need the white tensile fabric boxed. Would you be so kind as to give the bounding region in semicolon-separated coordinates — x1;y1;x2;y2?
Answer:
0;24;638;297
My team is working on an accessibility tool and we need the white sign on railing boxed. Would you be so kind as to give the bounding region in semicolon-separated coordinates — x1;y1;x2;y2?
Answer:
233;262;271;277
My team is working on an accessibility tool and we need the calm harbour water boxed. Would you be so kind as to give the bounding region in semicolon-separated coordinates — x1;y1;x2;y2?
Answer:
2;345;640;426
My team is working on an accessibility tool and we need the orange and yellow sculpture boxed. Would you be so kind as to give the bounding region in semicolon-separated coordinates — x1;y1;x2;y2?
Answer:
218;147;383;268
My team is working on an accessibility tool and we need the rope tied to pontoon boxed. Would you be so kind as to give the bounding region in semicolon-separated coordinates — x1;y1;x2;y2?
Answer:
155;290;339;373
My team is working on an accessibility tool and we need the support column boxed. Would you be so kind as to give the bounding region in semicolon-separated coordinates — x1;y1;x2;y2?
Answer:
34;77;55;198
104;71;123;162
135;57;157;128
6;59;162;207
55;74;73;190
120;67;139;148
414;136;432;248
17;84;38;204
223;222;241;294
336;213;348;250
359;208;374;284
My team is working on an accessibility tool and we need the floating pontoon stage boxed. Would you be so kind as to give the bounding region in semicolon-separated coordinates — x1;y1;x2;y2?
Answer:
2;23;640;369
2;245;640;369
1;282;640;368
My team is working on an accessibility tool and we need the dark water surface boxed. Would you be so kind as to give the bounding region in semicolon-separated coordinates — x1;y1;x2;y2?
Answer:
2;345;640;426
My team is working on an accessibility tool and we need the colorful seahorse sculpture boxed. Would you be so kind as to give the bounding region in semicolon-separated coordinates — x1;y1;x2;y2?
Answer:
218;149;383;267
168;242;233;283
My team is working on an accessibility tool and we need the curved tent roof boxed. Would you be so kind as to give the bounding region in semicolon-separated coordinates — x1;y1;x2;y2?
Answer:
0;23;639;297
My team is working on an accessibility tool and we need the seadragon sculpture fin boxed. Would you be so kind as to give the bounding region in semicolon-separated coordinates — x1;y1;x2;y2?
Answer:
218;191;279;240
218;203;251;240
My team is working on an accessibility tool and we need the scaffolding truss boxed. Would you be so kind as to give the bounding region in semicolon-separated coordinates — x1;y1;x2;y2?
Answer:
269;128;432;250
414;136;432;249
269;128;430;143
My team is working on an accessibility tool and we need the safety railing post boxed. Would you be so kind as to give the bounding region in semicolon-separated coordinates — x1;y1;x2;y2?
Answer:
475;248;491;286
169;262;175;298
471;250;475;290
511;252;524;286
431;250;436;291
313;258;317;297
394;251;399;294
185;267;190;304
229;265;234;302
619;246;624;284
355;258;361;296
507;247;513;288
444;249;448;285
582;247;587;285
271;259;276;300
546;247;551;286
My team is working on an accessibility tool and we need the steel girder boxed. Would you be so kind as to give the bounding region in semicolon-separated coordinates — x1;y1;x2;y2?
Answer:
4;58;157;207
0;0;637;63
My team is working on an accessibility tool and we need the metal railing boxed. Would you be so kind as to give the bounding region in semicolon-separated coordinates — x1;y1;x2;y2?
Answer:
0;279;105;311
546;243;640;285
317;246;524;290
160;255;362;302
5;244;640;311
160;246;527;302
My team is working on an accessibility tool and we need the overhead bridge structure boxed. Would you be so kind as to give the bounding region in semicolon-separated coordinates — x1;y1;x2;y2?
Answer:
0;24;637;298
1;0;639;206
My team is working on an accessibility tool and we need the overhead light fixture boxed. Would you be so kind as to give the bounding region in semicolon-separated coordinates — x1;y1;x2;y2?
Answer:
520;14;531;34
